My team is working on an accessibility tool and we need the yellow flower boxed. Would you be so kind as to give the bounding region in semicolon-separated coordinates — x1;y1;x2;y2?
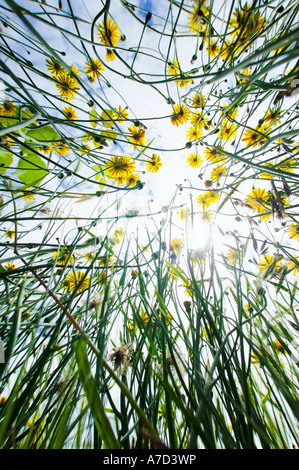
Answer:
274;339;285;354
190;111;206;128
21;189;35;201
278;158;297;173
264;109;282;126
125;172;140;187
226;248;238;264
115;227;125;244
106;48;117;61
199;210;212;222
0;397;8;407
260;162;274;179
1;99;17;116
188;2;209;34
84;59;105;82
6;230;15;239
171;238;184;254
229;6;265;41
191;93;206;109
207;40;220;58
167;60;180;76
54;142;69;156
242;127;266;147
178;208;190;221
62;271;90;293
210;165;227;182
287;257;299;275
79;144;91;154
218;122;238;141
175;74;193;89
286;223;299;241
145;154;162;173
246;187;269;212
187;153;203;168
259;254;281;272
55;73;79;101
114;106;128;122
238;69;252;84
104;155;136;180
5;262;16;270
251;351;262;366
97;18;120;47
206;191;219;204
53;249;74;266
204;146;226;163
46;57;65;77
62;105;77;120
186;125;203;141
197;193;212;210
170;103;190;126
128;124;146;147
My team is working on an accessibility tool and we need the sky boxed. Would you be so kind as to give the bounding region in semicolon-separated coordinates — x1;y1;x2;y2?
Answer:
1;0;299;271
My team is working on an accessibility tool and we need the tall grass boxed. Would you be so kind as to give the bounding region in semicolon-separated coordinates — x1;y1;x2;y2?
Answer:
0;0;298;449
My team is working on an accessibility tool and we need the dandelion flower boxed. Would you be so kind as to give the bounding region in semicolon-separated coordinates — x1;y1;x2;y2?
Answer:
21;189;35;201
187;153;203;168
242;126;268;147
114;106;128;122
210;165;227;182
6;230;15;239
145;154;162;173
53;249;74;266
46;57;65;77
274;339;285;354
170;103;190;126
5;262;16;270
106;48;117;61
125;172;140;187
108;343;132;375
62;105;77;120
226;248;238;264
84;59;105;82
1;100;17;117
192;92;206;109
204;146;226;163
207;40;220;58
171;238;184;253
286;223;299;241
186;125;203;141
62;271;90;293
104;155;136;180
55;73;79;101
128;124;146;147
97;18;120;47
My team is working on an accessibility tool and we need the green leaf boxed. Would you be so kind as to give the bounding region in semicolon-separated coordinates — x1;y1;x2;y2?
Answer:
25;125;59;142
75;339;120;449
0;149;13;175
89;109;98;129
101;129;117;141
14;149;47;185
100;109;115;128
